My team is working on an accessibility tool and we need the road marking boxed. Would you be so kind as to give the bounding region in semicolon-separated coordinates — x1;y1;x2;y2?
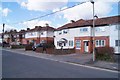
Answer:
3;49;119;73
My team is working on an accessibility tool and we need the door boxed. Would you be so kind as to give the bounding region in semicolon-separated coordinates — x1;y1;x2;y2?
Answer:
84;41;89;52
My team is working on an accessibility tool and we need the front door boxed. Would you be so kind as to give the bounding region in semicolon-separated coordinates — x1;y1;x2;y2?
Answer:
84;41;89;52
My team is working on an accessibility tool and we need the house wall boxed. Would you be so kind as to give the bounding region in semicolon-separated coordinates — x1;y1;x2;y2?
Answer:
25;30;54;44
54;24;120;54
25;32;38;38
54;26;109;49
109;24;120;54
75;36;109;53
47;31;54;37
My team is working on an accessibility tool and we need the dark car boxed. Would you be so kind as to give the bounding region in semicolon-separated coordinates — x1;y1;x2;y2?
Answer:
32;43;43;51
32;43;55;51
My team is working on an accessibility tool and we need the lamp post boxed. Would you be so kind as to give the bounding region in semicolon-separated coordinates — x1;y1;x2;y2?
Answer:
2;23;5;47
90;0;95;61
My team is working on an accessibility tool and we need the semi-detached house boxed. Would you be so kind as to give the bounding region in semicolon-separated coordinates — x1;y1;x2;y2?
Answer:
25;24;55;44
54;15;120;54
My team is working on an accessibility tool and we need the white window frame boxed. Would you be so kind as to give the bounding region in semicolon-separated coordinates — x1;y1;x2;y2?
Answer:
95;27;105;32
69;40;73;47
63;29;69;34
76;40;81;49
115;40;120;47
115;25;120;30
80;28;88;32
95;40;105;47
58;31;62;35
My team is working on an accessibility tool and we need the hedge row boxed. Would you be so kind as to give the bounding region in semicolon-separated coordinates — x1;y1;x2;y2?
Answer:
25;44;33;51
35;48;75;55
10;45;25;49
95;47;115;62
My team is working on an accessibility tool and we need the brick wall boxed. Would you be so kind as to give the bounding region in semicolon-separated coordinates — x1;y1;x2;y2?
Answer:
75;36;109;53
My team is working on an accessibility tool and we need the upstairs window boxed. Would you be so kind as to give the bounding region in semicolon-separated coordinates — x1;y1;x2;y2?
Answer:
63;29;68;34
58;31;62;35
80;28;88;32
115;25;120;30
95;27;105;32
41;32;43;35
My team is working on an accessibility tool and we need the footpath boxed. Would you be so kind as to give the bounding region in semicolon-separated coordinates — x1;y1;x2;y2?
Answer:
2;48;119;72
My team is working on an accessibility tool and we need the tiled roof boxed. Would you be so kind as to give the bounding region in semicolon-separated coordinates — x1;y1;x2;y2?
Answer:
26;26;56;32
57;15;120;30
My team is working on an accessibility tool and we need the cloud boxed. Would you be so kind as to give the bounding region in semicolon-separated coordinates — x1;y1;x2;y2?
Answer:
2;8;12;17
59;1;114;21
68;0;119;2
22;20;52;29
20;0;68;11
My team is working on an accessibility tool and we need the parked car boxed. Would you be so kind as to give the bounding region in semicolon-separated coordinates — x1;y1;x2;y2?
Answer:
32;43;55;51
32;43;43;51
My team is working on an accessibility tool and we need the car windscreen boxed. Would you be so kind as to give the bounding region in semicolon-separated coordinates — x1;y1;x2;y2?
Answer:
36;44;43;47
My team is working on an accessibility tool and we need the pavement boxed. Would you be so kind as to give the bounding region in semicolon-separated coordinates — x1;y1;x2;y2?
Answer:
2;48;119;71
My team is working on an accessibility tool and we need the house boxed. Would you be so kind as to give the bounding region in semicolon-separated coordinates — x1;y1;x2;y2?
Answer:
25;24;55;45
54;15;120;54
1;29;26;45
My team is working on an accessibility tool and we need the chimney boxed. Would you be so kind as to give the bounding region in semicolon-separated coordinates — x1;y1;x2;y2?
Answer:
35;26;39;28
45;23;49;27
27;28;30;30
71;20;75;23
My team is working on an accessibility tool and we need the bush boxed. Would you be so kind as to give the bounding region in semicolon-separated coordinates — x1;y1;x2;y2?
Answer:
25;44;33;51
35;47;43;53
10;45;25;49
95;47;115;62
53;48;75;55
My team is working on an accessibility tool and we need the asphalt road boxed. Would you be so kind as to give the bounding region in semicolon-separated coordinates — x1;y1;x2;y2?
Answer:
2;50;119;78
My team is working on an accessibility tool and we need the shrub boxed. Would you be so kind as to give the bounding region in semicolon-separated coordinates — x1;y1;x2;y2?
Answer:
10;45;25;49
35;47;43;53
25;44;33;51
95;47;115;62
53;48;75;55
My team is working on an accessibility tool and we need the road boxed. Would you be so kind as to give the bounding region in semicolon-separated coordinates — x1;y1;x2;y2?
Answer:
2;50;119;78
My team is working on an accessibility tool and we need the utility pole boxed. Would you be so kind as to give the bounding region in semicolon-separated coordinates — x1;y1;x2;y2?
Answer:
91;0;95;61
2;23;5;47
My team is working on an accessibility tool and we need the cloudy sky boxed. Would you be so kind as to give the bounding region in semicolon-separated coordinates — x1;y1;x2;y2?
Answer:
0;0;119;33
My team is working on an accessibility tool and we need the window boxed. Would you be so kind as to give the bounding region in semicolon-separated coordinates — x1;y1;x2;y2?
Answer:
63;29;68;34
41;32;43;35
76;40;81;48
17;35;19;37
69;40;73;46
80;28;88;32
95;27;105;32
22;35;25;38
115;40;120;46
115;25;120;30
96;40;99;46
95;40;105;47
58;31;62;35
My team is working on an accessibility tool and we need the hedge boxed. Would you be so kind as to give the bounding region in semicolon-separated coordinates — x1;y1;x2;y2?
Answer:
10;45;25;49
25;44;33;51
95;47;115;62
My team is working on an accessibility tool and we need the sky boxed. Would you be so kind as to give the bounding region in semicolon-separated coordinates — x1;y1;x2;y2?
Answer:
0;0;119;33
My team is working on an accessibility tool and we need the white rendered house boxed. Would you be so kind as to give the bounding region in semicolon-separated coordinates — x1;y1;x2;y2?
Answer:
54;16;120;54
